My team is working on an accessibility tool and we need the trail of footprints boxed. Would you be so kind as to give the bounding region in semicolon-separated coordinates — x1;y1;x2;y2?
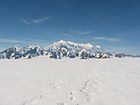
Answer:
20;80;63;105
20;64;99;105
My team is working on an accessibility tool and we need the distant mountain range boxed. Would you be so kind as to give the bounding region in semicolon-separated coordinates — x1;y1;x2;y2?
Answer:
0;40;139;59
0;45;48;59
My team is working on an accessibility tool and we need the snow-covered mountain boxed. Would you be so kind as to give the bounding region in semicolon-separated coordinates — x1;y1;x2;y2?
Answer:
0;40;109;59
0;45;48;59
112;53;139;58
47;40;108;59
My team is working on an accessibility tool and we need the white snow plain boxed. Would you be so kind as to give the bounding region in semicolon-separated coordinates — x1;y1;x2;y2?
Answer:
0;57;140;105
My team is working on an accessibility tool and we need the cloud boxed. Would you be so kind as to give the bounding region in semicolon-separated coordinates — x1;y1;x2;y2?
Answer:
70;30;92;35
60;30;92;37
0;38;22;43
20;18;30;25
79;31;92;35
32;16;52;24
20;16;52;25
0;37;51;47
93;36;120;42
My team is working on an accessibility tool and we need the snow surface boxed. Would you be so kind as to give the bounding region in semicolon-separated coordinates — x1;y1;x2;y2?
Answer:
0;57;140;105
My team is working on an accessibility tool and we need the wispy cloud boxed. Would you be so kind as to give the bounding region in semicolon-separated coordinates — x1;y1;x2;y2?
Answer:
60;30;92;37
0;38;22;43
93;36;120;42
20;18;30;25
0;37;50;47
20;16;52;25
70;30;92;35
32;16;52;24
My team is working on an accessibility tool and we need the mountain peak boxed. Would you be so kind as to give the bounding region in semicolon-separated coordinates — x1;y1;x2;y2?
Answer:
57;40;67;44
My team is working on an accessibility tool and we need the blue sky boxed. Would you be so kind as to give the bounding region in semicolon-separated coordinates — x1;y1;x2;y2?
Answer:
0;0;140;54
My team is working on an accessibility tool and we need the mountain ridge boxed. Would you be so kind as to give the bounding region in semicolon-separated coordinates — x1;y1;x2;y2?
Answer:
0;40;138;59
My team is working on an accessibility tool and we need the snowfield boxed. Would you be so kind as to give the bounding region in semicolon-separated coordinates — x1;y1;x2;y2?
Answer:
0;57;140;105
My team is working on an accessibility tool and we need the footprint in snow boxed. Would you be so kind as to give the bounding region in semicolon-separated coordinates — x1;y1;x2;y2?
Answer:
20;80;63;105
